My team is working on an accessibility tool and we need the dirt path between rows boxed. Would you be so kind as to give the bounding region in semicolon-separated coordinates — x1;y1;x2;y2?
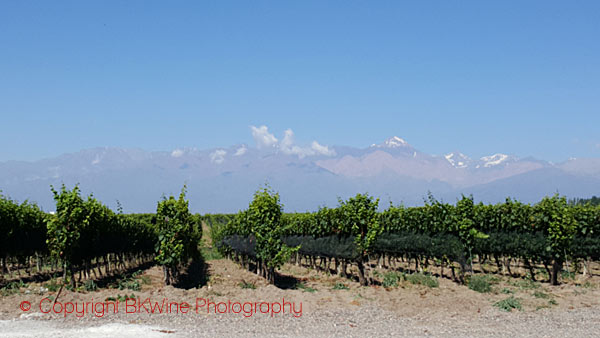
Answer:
1;258;600;337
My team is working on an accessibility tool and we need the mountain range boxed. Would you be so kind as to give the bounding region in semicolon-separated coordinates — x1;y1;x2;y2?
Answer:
1;136;600;213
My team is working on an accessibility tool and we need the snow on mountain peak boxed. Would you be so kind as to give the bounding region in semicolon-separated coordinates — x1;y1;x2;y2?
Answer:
372;136;410;148
445;152;471;168
480;153;509;167
386;136;407;147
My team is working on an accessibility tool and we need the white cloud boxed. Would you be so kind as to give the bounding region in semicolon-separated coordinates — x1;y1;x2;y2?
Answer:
250;125;278;149
249;125;336;158
210;149;227;164
234;145;247;156
280;129;295;153
277;129;310;158
171;149;184;158
311;141;336;156
279;129;307;156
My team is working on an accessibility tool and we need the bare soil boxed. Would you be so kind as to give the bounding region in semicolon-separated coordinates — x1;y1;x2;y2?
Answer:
1;257;600;337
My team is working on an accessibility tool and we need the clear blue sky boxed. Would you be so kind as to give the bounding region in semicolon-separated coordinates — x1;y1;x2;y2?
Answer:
1;1;599;162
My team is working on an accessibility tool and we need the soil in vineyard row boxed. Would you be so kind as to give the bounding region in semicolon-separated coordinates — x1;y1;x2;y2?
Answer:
1;257;600;320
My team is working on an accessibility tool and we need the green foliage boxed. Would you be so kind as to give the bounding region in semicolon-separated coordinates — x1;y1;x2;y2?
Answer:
455;196;489;253
494;296;522;312
338;193;382;255
46;185;88;275
83;279;98;292
382;271;402;288
510;279;540;290
201;246;223;261
106;293;136;302
581;281;597;289
405;273;439;288
569;196;600;206
154;185;201;285
238;280;256;289
201;213;236;228
45;184;157;286
332;282;349;290
210;212;238;257
533;291;549;299
535;195;577;261
1;280;28;296
468;275;497;293
140;275;151;285
249;187;298;273
218;191;600;286
44;279;62;292
0;193;47;263
294;282;317;293
561;270;576;280
115;274;142;291
211;187;299;283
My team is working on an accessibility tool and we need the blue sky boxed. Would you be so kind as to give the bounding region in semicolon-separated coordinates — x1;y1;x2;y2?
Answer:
1;1;599;162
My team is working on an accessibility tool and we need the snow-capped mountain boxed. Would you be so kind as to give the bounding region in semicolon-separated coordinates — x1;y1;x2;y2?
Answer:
1;137;599;213
445;152;519;169
372;136;411;148
445;152;472;168
476;153;519;168
480;153;509;167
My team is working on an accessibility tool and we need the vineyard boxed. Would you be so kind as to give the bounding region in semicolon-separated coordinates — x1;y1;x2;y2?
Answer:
2;185;600;293
214;190;600;286
0;185;201;289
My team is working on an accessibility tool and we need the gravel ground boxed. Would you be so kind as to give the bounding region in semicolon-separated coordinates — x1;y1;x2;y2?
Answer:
2;259;600;337
2;305;600;338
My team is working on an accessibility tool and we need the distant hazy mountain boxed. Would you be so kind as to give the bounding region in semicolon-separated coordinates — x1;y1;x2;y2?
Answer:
1;136;599;213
